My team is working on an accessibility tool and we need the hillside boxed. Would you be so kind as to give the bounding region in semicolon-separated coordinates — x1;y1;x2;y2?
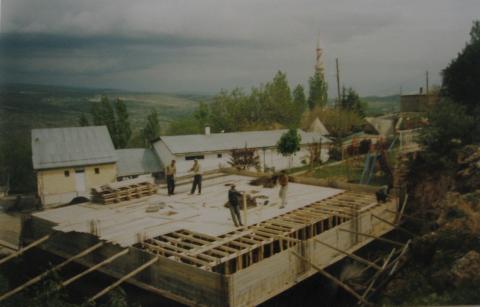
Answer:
0;83;206;139
363;95;400;115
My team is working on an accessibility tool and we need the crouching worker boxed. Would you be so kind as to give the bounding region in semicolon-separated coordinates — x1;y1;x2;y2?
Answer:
228;185;244;227
375;185;390;203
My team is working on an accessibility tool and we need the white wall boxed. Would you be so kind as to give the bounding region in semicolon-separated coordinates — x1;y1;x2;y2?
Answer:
168;146;330;176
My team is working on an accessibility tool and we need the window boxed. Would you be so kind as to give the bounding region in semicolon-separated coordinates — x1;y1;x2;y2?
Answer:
64;170;70;177
185;155;205;161
94;167;100;174
217;153;222;158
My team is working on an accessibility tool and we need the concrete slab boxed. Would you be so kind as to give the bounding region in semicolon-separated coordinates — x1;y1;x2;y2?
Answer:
33;175;343;246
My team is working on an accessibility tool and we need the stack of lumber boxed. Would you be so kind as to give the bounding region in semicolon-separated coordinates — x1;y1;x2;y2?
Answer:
91;179;157;205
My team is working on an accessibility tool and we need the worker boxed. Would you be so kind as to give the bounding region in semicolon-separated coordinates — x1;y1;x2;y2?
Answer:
165;160;176;195
376;185;390;203
189;159;202;195
228;184;243;227
278;170;289;209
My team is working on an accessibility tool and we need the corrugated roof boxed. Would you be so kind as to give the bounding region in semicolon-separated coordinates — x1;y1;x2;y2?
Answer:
32;126;117;170
116;148;162;177
154;129;331;155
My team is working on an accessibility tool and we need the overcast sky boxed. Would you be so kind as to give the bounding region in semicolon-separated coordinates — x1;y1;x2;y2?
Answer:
1;0;479;96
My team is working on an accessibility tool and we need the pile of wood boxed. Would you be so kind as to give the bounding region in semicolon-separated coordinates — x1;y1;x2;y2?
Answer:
91;179;157;205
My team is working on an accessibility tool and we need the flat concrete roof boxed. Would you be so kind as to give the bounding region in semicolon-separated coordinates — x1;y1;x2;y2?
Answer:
33;174;343;247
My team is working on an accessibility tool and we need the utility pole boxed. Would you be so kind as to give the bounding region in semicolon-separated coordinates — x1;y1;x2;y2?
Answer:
425;70;429;95
336;58;341;108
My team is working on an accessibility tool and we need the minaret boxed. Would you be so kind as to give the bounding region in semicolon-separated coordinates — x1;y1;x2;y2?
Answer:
315;36;325;78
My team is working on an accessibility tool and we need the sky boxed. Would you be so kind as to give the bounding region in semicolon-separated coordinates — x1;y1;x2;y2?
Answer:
1;0;479;96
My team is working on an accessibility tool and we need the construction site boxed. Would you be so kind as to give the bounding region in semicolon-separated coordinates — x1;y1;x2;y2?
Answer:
0;168;410;307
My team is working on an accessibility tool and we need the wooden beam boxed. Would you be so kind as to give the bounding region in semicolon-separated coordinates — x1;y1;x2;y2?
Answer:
291;251;371;306
338;229;405;247
88;257;159;303
0;242;104;302
371;214;416;236
0;235;50;266
313;239;382;271
361;248;396;301
62;249;129;287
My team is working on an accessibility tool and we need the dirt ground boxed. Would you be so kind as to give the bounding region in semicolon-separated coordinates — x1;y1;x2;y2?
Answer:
0;199;22;248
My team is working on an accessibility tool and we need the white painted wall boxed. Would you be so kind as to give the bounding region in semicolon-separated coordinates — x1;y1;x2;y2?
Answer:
161;145;330;176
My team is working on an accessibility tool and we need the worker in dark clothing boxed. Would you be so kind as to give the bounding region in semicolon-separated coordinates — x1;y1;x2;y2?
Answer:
228;185;243;227
189;159;202;195
165;160;176;195
376;185;390;203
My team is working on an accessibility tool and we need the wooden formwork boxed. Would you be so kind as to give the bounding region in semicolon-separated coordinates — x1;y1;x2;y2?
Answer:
137;190;387;275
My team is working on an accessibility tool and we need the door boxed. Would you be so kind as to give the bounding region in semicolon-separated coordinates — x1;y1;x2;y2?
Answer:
74;169;86;194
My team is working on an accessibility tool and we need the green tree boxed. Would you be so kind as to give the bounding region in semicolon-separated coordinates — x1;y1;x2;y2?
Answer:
307;71;328;110
442;20;480;113
340;87;366;117
78;113;89;126
293;84;307;119
114;98;131;148
142;109;161;146
419;100;474;166
277;128;302;158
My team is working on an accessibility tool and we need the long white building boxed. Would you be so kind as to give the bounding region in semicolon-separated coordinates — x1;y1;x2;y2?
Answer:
152;128;331;176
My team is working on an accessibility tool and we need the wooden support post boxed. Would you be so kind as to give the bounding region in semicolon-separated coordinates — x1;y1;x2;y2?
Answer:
313;239;382;271
371;214;415;236
88;257;159;303
397;194;408;224
291;251;371;306
338;229;405;247
242;193;248;226
0;235;50;266
361;248;396;301
0;242;104;302
62;249;129;287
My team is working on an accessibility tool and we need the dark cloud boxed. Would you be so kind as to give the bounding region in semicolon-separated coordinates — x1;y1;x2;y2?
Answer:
1;0;479;94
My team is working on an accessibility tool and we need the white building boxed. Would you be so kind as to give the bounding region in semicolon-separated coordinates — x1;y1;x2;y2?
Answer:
152;128;331;176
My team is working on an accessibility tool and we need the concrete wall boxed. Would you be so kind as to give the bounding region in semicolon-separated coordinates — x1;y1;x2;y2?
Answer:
229;201;397;306
37;163;116;207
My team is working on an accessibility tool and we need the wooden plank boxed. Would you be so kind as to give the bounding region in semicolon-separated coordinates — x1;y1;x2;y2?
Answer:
62;249;129;287
338;229;404;247
0;242;104;302
0;235;50;266
291;251;371;306
371;214;416;236
313;239;382;271
88;257;159;302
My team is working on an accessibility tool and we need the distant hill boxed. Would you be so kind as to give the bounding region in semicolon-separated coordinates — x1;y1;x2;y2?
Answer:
0;83;208;140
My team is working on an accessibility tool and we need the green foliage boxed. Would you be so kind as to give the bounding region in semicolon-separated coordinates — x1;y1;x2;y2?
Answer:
307;71;328;110
340;87;366;117
293;84;307;117
171;70;303;134
90;96;131;148
141;109;161;146
78;113;89;126
419;100;474;167
113;98;132;148
0;133;35;193
277;129;301;157
442;20;480;112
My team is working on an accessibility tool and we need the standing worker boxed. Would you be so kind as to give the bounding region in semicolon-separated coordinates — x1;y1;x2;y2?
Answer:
227;185;243;227
165;160;176;196
189;159;202;195
278;170;289;209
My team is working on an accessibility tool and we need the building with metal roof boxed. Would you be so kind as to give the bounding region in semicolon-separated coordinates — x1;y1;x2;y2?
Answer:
32;126;118;207
153;128;331;176
116;148;163;179
32;126;117;170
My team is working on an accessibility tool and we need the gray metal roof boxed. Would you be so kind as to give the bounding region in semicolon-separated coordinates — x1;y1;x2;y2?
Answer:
154;129;331;155
32;126;117;170
116;148;162;177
